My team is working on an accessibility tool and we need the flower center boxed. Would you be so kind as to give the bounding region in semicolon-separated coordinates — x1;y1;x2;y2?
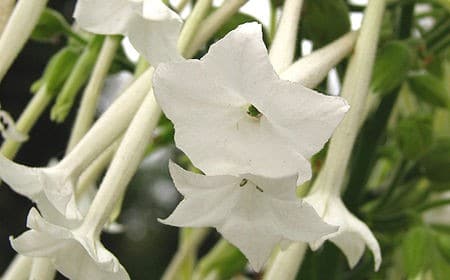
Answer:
239;178;264;192
246;104;262;119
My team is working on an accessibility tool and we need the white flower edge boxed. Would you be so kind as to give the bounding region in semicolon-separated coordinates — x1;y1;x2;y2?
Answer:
159;162;338;271
305;192;382;271
153;22;349;184
0;154;81;220
73;0;183;66
0;109;27;142
10;208;129;280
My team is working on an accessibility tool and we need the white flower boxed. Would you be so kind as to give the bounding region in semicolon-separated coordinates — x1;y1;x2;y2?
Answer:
159;162;338;271
10;208;129;280
153;23;349;184
73;0;183;66
0;108;27;142
304;190;382;271
0;155;81;220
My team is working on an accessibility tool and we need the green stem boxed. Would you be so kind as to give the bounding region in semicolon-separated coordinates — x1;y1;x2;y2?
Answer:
50;35;104;123
0;86;53;159
161;228;209;280
66;36;121;152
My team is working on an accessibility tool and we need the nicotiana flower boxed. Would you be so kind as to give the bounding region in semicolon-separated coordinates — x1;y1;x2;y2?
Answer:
0;107;27;142
74;0;183;66
423;191;450;225
153;23;349;184
10;208;129;280
160;162;338;271
0;155;81;220
304;190;382;271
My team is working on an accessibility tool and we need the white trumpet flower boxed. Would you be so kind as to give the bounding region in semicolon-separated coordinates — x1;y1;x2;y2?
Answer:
160;162;338;271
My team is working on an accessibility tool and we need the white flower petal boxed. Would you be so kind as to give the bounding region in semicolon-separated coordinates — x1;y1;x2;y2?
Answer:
142;0;180;20
160;164;337;271
0;155;80;220
74;0;183;66
153;22;348;183
73;0;136;35
11;208;129;280
305;194;382;271
0;110;27;142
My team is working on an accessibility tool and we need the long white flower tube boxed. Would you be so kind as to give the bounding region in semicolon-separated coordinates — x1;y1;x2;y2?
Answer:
269;0;304;72
0;0;15;34
0;0;48;83
265;1;385;278
0;68;154;219
280;31;358;88
306;0;386;271
11;92;161;279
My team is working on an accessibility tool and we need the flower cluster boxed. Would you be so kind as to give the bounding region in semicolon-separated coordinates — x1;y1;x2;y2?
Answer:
154;22;350;270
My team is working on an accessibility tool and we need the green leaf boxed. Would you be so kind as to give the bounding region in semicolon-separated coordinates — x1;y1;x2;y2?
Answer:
302;0;351;47
430;240;450;280
395;115;433;160
419;137;450;182
402;226;431;278
371;41;413;95
408;72;449;108
31;8;71;42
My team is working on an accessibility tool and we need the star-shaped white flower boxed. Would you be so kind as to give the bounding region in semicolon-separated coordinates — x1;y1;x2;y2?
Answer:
10;208;129;280
304;191;382;270
0;155;81;220
159;162;338;271
73;0;183;66
153;23;349;184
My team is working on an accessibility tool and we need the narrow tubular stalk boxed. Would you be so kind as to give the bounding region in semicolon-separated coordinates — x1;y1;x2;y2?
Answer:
0;86;52;159
0;0;48;82
75;139;119;196
58;67;154;176
269;0;304;72
280;31;358;88
185;0;248;57
263;243;307;280
66;36;121;152
311;0;386;196
265;1;386;277
161;228;209;280
177;0;212;57
28;258;55;280
80;92;161;236
176;0;190;12
1;255;32;280
0;0;15;34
